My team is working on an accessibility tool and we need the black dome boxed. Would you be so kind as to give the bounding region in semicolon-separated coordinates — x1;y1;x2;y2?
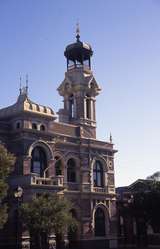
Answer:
64;40;93;64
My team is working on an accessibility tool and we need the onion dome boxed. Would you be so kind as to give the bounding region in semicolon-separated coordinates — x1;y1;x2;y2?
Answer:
64;24;93;70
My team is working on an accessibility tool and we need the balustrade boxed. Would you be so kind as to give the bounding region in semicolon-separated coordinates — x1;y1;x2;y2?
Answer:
31;175;64;186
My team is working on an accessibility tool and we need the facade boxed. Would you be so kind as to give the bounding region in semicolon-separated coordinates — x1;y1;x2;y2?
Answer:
0;30;117;249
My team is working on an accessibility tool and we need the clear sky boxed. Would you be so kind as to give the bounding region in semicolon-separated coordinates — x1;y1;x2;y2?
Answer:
0;0;160;187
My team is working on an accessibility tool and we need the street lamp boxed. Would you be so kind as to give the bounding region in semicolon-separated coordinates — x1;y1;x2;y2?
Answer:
128;194;134;204
14;186;23;249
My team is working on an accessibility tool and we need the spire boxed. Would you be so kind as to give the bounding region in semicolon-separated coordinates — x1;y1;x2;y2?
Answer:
76;22;80;42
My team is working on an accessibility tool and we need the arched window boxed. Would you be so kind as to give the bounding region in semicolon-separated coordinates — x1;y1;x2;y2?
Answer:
55;156;62;175
32;123;37;130
95;207;105;236
70;209;77;219
40;124;45;131
93;161;103;187
68;209;78;242
16;122;21;129
69;95;74;119
31;147;47;177
67;158;76;182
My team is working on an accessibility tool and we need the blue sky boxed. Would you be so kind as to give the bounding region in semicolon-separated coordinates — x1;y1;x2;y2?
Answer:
0;0;160;186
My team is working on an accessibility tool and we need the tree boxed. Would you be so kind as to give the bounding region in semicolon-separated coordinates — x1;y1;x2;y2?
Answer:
128;181;160;234
0;144;15;228
20;193;77;249
146;171;160;181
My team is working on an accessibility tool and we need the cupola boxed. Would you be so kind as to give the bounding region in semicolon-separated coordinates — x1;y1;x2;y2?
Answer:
64;24;93;70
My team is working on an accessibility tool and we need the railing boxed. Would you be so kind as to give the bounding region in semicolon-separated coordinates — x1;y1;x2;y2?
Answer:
31;175;64;187
67;182;79;191
68;64;90;71
108;186;115;194
93;187;106;193
93;186;115;194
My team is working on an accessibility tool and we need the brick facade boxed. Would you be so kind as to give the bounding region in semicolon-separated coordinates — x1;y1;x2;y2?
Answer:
0;33;118;249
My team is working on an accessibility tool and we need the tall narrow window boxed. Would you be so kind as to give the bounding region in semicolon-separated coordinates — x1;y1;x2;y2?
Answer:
68;209;78;242
55;156;62;175
69;95;74;119
93;161;103;187
40;124;45;131
32;123;37;130
16;122;21;129
67;158;76;182
31;147;47;177
95;207;106;236
86;95;91;119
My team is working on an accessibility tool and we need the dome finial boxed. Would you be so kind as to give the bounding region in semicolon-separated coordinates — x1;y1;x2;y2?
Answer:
19;76;22;94
26;74;29;95
76;22;80;42
109;132;113;143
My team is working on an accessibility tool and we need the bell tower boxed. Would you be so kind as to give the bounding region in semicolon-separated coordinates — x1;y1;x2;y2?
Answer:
58;26;101;138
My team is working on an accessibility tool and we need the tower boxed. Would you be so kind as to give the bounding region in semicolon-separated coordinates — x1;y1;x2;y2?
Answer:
58;26;101;138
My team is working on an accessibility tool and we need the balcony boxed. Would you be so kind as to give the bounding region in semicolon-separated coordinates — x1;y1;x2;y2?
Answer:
108;186;115;194
67;182;79;191
93;186;115;194
31;175;64;187
68;64;90;72
93;187;106;193
9;174;64;189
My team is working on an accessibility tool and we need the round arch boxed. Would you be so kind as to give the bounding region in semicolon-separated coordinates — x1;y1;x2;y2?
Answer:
92;203;110;237
54;151;65;165
27;140;53;160
91;156;108;188
54;151;65;176
68;207;80;245
65;155;80;183
91;155;108;173
91;154;108;187
30;146;47;177
65;154;80;168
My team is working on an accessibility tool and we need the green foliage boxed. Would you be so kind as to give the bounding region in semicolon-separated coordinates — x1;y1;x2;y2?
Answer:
128;181;160;233
0;144;15;181
0;204;8;229
20;194;77;248
146;171;160;181
0;144;15;228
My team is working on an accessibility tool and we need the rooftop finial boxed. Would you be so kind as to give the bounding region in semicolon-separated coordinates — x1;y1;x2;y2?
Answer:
109;132;113;143
76;22;80;42
19;74;29;96
26;74;29;95
19;76;22;94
